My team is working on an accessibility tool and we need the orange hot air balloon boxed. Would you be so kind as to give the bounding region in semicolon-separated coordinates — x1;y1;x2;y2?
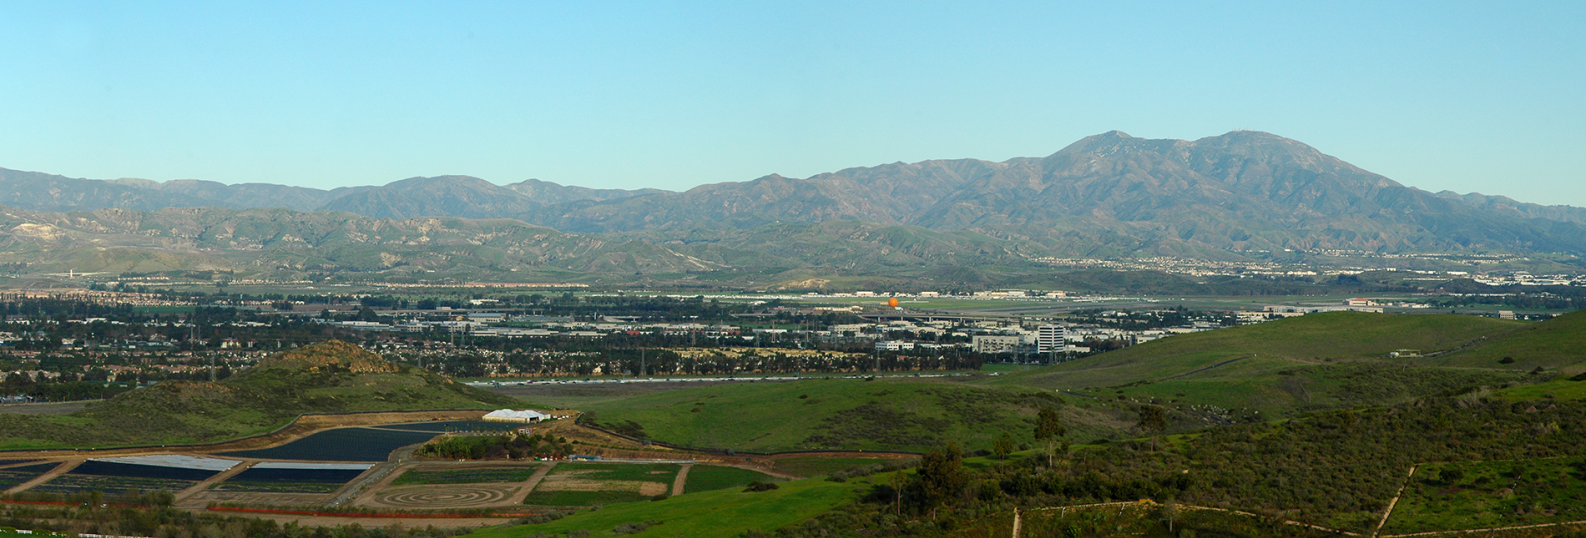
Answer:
888;297;899;308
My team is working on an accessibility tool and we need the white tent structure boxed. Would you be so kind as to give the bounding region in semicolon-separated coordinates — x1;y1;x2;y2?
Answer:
483;409;551;423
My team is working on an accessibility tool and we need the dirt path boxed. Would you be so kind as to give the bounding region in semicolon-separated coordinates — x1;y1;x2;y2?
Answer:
1159;356;1249;382
717;462;799;481
671;463;692;496
1374;465;1419;538
176;459;257;504
325;443;424;507
5;459;80;494
504;461;557;505
348;462;415;507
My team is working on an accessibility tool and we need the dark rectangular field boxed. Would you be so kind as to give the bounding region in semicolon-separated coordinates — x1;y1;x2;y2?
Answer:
213;467;367;493
5;462;63;474
31;474;197;495
0;463;58;490
227;467;367;483
218;427;439;462
70;460;220;482
371;421;518;433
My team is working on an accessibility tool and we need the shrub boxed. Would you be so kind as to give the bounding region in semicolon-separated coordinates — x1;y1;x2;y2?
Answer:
613;521;660;535
744;481;780;492
511;510;573;525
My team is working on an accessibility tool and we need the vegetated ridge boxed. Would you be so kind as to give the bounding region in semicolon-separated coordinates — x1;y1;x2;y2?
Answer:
0;340;517;450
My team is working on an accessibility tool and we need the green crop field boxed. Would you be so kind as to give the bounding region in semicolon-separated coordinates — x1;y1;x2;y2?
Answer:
393;466;539;485
475;475;863;538
580;377;1068;453
519;463;679;507
548;463;679;484
681;465;778;494
1383;457;1586;534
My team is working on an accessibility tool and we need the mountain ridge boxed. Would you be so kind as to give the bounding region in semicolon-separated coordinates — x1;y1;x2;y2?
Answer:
4;131;1584;261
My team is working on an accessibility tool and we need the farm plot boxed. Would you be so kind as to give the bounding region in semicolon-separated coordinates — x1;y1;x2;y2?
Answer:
219;427;438;462
682;465;781;494
521;463;678;507
372;421;517;434
213;462;373;494
31;457;235;496
368;484;521;509
392;465;539;485
0;462;60;490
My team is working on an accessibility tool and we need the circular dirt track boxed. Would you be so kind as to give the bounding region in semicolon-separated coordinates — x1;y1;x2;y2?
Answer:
372;485;515;508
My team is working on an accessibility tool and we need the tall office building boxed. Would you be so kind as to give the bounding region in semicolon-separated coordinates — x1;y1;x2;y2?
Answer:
1037;325;1066;354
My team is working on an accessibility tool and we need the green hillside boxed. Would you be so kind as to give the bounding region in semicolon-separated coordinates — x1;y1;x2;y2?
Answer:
1423;309;1586;373
579;377;1101;453
467;474;862;538
0;340;518;450
991;312;1531;419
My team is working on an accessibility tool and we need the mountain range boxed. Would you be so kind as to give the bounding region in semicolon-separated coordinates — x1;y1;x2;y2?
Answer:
3;131;1583;280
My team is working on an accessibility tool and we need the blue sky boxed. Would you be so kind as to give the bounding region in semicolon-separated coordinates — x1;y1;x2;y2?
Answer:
1;2;1582;206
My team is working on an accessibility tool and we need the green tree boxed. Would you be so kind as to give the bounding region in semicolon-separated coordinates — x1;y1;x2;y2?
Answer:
915;442;968;517
993;432;1015;460
1034;407;1066;467
1137;405;1167;451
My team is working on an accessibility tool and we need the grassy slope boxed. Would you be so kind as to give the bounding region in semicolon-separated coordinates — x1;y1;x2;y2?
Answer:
0;341;518;450
470;475;864;538
990;312;1531;418
1422;309;1586;373
1383;456;1586;534
581;377;1077;453
682;465;780;494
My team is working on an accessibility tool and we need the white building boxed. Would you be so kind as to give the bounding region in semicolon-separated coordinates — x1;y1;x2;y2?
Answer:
972;335;1022;353
483;409;551;424
875;341;916;351
1037;325;1066;354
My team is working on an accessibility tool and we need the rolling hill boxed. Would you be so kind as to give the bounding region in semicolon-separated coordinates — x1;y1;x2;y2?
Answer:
1422;308;1586;372
577;378;1100;454
0;341;517;450
991;312;1537;419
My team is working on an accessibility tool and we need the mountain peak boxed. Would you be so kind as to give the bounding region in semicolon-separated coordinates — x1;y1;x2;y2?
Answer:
384;175;496;189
